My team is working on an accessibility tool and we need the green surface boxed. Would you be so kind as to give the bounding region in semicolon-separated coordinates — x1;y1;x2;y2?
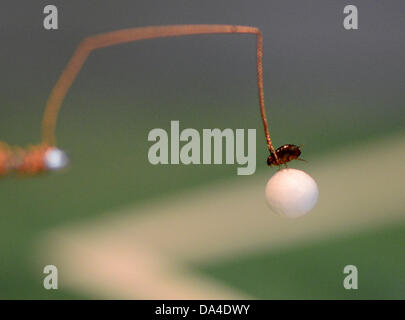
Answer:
0;93;404;298
196;221;405;299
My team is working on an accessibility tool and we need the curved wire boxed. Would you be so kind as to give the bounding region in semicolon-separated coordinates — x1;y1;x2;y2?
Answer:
41;24;276;155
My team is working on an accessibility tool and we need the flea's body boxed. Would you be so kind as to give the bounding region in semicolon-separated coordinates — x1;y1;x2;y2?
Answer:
267;144;302;167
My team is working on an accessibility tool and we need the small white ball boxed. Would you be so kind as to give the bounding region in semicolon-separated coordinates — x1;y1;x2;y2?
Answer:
44;148;69;171
265;168;319;218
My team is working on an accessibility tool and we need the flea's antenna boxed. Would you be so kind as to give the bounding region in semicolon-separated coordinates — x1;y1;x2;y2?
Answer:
40;24;276;155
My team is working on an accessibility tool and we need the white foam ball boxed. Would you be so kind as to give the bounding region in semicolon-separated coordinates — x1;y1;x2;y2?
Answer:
44;148;69;171
265;168;319;218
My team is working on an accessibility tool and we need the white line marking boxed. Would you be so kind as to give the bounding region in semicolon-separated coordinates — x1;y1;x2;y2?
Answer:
38;133;405;299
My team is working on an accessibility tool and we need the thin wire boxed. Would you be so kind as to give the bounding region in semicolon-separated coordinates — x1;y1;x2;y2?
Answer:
40;24;276;155
255;31;276;156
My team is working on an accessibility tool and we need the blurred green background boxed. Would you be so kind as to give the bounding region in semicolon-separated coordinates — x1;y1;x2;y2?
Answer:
0;0;404;299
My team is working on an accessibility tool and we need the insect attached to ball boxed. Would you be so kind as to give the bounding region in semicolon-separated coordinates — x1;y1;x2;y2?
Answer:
263;143;318;218
0;24;319;218
261;139;318;218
